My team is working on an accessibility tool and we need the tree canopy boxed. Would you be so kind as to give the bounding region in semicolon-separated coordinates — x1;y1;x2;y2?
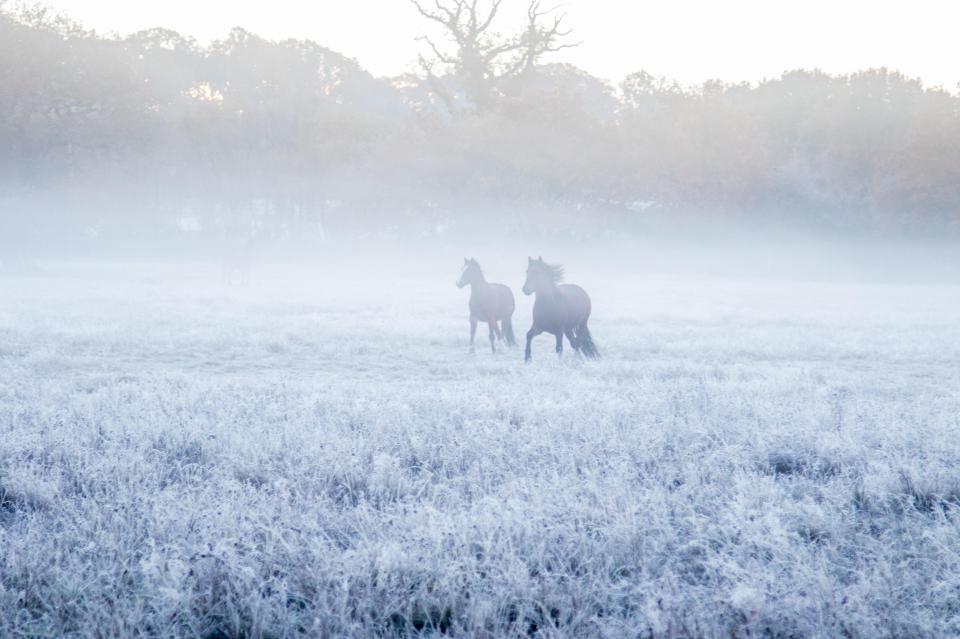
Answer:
2;2;960;244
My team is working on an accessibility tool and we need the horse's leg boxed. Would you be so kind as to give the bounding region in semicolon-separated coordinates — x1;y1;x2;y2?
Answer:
565;328;579;354
525;326;543;362
488;323;498;353
555;332;563;357
469;316;478;353
493;322;503;343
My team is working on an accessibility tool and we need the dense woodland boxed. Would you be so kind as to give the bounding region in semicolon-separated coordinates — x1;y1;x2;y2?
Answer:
2;1;960;248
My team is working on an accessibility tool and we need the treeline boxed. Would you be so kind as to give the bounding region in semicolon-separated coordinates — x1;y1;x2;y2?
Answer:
2;2;960;245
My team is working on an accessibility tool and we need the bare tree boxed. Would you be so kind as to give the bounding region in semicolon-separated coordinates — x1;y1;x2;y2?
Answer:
410;0;578;113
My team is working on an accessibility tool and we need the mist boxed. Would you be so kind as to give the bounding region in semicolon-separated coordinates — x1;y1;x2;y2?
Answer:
4;2;960;637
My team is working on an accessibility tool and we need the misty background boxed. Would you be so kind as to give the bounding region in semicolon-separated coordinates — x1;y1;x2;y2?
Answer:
2;0;960;267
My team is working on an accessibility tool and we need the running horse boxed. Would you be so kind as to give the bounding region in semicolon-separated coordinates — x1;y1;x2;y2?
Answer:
522;256;599;362
456;258;517;353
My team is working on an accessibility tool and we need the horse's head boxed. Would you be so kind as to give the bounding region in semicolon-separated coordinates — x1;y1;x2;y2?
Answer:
523;256;563;295
457;258;482;288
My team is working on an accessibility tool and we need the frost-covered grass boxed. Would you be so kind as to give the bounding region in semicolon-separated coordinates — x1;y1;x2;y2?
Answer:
3;257;960;638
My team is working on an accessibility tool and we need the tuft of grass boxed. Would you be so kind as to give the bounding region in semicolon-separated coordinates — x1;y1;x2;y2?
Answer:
898;471;960;515
763;451;843;480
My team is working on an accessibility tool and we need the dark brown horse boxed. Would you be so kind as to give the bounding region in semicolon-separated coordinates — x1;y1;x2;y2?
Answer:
457;258;517;353
522;256;598;362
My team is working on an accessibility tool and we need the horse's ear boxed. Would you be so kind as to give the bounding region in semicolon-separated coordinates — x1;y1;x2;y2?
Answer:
538;255;543;262
528;256;533;263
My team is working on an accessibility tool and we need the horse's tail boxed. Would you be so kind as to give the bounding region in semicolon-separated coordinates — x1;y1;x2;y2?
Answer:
501;317;517;347
577;321;600;359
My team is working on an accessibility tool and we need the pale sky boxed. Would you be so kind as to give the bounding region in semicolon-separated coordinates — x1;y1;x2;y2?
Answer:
44;0;960;88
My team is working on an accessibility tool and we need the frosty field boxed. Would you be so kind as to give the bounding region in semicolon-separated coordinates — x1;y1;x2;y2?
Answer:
3;253;960;638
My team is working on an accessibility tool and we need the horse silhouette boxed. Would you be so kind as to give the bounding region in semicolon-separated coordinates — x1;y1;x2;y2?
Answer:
457;258;516;353
522;256;598;362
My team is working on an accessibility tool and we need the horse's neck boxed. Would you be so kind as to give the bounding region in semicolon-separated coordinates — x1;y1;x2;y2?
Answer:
469;278;488;291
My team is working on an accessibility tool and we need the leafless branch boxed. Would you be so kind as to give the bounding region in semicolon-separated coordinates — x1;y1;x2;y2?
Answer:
416;35;456;65
411;0;578;111
432;0;457;22
476;0;503;33
410;0;447;25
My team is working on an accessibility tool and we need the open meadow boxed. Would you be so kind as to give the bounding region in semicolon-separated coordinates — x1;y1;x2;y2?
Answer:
2;248;960;637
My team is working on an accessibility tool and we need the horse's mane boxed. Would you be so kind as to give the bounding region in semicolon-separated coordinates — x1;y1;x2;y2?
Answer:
537;261;564;283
